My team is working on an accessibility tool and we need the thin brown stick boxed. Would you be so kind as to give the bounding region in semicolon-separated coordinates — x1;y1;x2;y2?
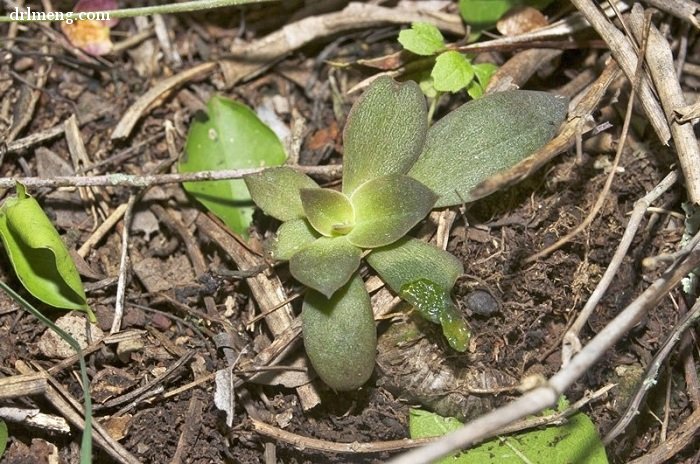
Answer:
604;296;700;444
524;12;652;264
562;170;679;360
0;165;341;190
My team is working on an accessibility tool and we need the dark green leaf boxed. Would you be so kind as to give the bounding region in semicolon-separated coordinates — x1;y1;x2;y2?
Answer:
342;76;428;195
244;167;319;221
0;184;92;318
432;51;475;93
300;188;355;237
398;22;445;56
289;237;361;298
180;96;287;237
409;90;568;207
267;218;319;261
366;237;463;292
409;408;609;463
348;175;436;248
302;274;376;391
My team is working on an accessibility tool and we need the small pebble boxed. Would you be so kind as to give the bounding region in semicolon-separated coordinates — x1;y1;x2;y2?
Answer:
465;290;500;317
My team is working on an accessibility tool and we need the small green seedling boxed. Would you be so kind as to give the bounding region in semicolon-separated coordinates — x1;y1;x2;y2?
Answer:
458;0;555;36
245;76;568;390
398;22;498;99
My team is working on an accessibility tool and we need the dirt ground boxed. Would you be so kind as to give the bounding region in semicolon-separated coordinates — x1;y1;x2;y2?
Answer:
0;1;699;463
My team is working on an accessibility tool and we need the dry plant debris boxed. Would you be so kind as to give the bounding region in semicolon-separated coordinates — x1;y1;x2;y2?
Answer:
1;1;700;463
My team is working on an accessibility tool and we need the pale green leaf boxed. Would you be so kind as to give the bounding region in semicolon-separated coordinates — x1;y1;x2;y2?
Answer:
0;420;6;458
0;184;92;318
244;167;319;221
473;62;498;87
432;51;475;93
409;90;569;207
409;408;608;463
347;175;436;248
300;188;355;237
302;274;376;391
342;76;428;195
267;218;319;261
458;0;554;31
366;237;463;292
179;95;287;237
466;81;484;99
289;237;361;298
398;22;445;56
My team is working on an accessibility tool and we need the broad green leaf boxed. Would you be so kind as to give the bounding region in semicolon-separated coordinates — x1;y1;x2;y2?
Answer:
0;420;6;458
466;81;484;99
432;51;475;93
409;408;608;463
180;95;287;237
458;0;554;31
289;237;361;298
302;274;376;391
401;279;471;352
398;22;445;56
367;237;463;292
409;90;569;207
0;184;92;319
342;76;428;195
244;167;319;221
473;62;498;87
300;188;355;237
267;218;319;261
347;175;436;248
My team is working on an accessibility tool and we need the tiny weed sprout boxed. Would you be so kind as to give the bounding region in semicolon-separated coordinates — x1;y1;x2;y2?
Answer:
245;76;568;391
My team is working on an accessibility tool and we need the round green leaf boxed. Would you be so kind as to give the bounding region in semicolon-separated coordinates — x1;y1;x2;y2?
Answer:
431;51;475;93
267;218;319;261
289;237;361;298
0;184;89;314
409;90;569;207
179;96;287;237
366;237;463;293
398;22;445;56
300;188;355;237
347;175;436;248
302;274;376;391
342;76;428;195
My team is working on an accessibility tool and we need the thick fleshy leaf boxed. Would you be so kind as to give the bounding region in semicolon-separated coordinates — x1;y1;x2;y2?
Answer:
300;188;355;237
244;167;319;222
409;90;568;207
267;219;319;261
347;175;436;248
401;279;470;352
398;22;445;56
0;184;92;318
431;51;475;93
302;274;376;391
342;76;428;195
366;237;463;292
289;237;361;298
180;96;287;237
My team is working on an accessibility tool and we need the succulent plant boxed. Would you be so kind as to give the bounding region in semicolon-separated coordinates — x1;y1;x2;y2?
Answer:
244;76;568;391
